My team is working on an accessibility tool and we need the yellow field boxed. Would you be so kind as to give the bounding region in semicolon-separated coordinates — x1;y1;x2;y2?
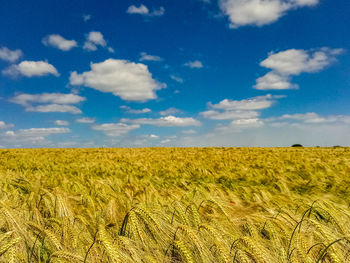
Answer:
0;148;349;262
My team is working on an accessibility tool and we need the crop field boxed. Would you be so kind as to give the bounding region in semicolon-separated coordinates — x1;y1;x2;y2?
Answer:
0;148;349;263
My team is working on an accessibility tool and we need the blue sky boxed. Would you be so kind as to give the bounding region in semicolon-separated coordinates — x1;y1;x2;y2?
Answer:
0;0;349;147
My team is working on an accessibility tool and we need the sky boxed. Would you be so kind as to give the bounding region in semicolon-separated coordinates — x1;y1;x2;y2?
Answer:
0;0;349;148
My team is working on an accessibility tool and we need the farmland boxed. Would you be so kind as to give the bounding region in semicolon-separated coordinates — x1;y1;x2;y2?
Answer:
0;148;349;262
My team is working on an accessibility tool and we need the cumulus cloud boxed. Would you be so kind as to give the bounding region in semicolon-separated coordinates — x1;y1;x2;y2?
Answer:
2;127;70;145
10;93;85;114
139;52;163;62
201;110;259;120
159;107;183;116
3;61;59;77
76;117;96;124
260;48;343;75
92;123;140;137
127;5;165;17
70;59;165;101
26;105;81;114
208;94;283;111
184;60;203;69
255;48;343;90
219;0;319;28
0;121;14;130
201;94;283;121
0;47;23;62
42;34;78;51
120;105;151;114
121;116;201;127
55;120;69;126
267;112;350;124
255;72;296;90
231;118;264;127
83;31;113;52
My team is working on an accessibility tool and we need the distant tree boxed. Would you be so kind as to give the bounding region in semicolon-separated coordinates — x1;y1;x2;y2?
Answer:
291;144;303;147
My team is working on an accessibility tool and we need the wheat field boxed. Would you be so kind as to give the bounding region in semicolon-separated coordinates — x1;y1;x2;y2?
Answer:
0;148;349;262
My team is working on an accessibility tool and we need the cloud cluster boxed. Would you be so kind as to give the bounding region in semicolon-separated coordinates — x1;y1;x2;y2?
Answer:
0;47;23;62
92;123;140;137
3;61;59;77
127;5;165;17
10;93;86;114
83;31;114;52
76;117;96;124
120;106;151;114
55;120;69;126
139;52;163;62
42;34;78;51
201;94;284;131
220;0;319;28
267;112;350;124
201;94;283;121
122;116;201;127
159;108;183;116
0;121;14;130
2;127;70;145
70;59;165;101
255;48;344;90
184;60;203;69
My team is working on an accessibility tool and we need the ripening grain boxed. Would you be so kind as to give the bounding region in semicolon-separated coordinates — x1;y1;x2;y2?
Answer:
0;147;349;262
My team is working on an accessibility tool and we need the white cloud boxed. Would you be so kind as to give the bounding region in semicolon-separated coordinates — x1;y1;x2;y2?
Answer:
83;31;110;51
139;52;162;62
151;7;165;16
11;93;85;106
182;129;197;134
70;59;165;101
159;107;183;116
3;61;59;77
231;118;264;127
219;0;319;28
127;4;149;15
120;105;151;114
255;72;296;90
260;48;343;75
121;116;201;127
208;94;283;111
55;120;69;126
184;60;203;69
149;134;159;139
201;110;259;120
202;95;283;122
42;34;78;51
160;139;171;144
107;47;115;53
26;104;82;114
10;93;85;114
255;48;343;90
0;47;23;62
83;14;92;22
2;127;70;145
267;112;350;124
92;123;140;137
127;5;165;16
170;75;184;83
76;117;96;124
0;121;14;130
